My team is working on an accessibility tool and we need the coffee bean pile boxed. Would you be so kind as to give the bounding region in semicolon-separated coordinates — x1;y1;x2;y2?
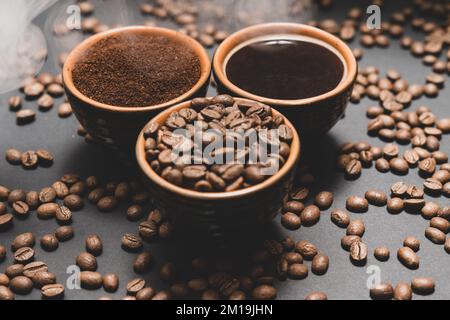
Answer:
143;95;293;192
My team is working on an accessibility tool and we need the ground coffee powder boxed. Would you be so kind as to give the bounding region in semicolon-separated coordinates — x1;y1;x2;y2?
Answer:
72;32;201;107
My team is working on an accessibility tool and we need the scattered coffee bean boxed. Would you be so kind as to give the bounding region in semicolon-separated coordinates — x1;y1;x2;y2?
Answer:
41;283;64;299
331;209;350;228
40;234;59;252
370;283;394;300
55;226;74;241
411;277;435;295
365;189;387;206
55;206;72;224
85;235;103;256
374;247;390;261
281;212;301;230
314;191;333;210
102;273;119;293
127;278;146;295
121;234;143;251
425;227;446;245
14;247;34;263
346;196;368;213
11;232;35;251
295;240;317;260
300;205;320;227
311;253;329;275
350;241;368;263
397;247;419;269
80;271;103;289
32;271;56;289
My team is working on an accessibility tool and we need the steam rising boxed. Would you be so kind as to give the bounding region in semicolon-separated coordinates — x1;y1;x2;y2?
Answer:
0;0;56;94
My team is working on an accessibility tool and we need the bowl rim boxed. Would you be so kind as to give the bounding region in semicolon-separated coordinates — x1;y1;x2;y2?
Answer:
212;22;358;106
62;25;211;113
136;97;301;201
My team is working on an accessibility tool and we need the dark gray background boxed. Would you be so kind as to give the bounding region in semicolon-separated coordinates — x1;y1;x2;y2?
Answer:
0;0;448;300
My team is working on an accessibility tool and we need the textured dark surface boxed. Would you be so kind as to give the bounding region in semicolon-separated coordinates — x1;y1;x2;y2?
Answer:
0;0;449;300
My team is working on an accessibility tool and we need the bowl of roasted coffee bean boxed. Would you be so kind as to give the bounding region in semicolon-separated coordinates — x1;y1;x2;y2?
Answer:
213;23;358;139
63;26;211;159
136;95;300;240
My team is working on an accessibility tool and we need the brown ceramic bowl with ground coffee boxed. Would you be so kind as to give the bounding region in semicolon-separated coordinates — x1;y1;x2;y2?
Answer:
136;97;300;241
63;26;211;160
213;23;357;140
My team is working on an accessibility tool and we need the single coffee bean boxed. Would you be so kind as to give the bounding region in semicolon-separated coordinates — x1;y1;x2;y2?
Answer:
97;196;118;212
88;188;106;204
11;232;35;251
55;206;72;224
63;194;84;210
445;238;450;254
0;286;15;300
406;185;424;199
346;196;369;213
394;282;412;300
5;264;24;278
345;159;362;179
0;213;13;229
55;226;74;241
12;201;29;217
136;287;156;300
252;285;277;300
127;278;146;295
403;237;420;252
430;217;450;234
14;247;34;263
390;158;409;175
295;240;317;260
331;209;350;228
21;151;38;169
25;191;39;209
0;185;9;201
35;149;54;167
311;253;329;275
40;234;59;252
288;264;308;280
10;276;33;294
374;247;390;261
5;149;22;165
314;191;333;210
347;219;365;237
0;246;6;262
16;109;36;125
387;198;404;214
80;271;103;289
370;283;394;300
133;252;153;274
37;203;58;219
139;220;159;240
365;190;387;206
283;201;304;215
283;252;303;265
76;252;97;271
121;234;143;251
58;102;72;118
404;199;426;212
300;205;321;226
305;291;328;300
41;283;64;299
51;181;69;199
350;241;368;263
397;247;419;269
411;277;435;295
375;158;390;172
421;202;440;219
281;212;301;230
102;273;119;292
126;205;144;221
32;271;56;288
425;227;446;245
69;181;86;196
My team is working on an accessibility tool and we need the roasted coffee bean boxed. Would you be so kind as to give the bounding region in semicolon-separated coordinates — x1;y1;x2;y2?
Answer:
37;94;54;111
430;217;450;234
38;187;56;203
288;264;308;280
0;246;6;262
80;271;103;289
252;285;277;300
300;205;320;227
85;235;102;256
9;95;22;111
10;276;33;294
391;181;408;197
0;286;15;300
350;241;368;263
0;213;13;229
40;234;59;252
290;187;309;201
346;196;368;213
97;196;118;212
0;185;9;201
403;236;420;252
58;103;72;118
445;238;450;254
55;226;73;242
5;149;22;165
295;240;317;260
102;273;119;293
127;278;146;295
63;194;84;210
370;283;394;300
121;234;143;251
404;198;426;212
419;158;436;176
21;151;38;169
314;191;333;210
16;110;36;125
305;291;328;300
331;209;350;228
11;201;29;217
11;232;35;251
69;181;86;196
398;247;419;269
390;158;409;175
159;263;176;282
394;282;412;300
345;159;362;179
375;158;390;172
0;202;5;215
136;287;156;300
283;201;304;215
41;283;64;299
421;202;440;220
133;252;153;274
411;277;435;295
14;247;34;263
374;247;390;261
424;178;443;195
35;149;54;167
52;181;69;199
5;264;24;278
55;206;72;224
425;227;446;245
88;188;106;204
139;220;159;239
347;219;365;237
311;253;329;275
281;212;301;230
76;252;97;271
406;185;424;199
32;271;56;289
36;203;58;219
365;190;387;206
126;205;144;221
25;191;39;209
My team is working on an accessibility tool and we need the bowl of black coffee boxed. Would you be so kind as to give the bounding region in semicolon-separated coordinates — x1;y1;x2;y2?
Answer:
63;26;211;159
213;23;357;139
